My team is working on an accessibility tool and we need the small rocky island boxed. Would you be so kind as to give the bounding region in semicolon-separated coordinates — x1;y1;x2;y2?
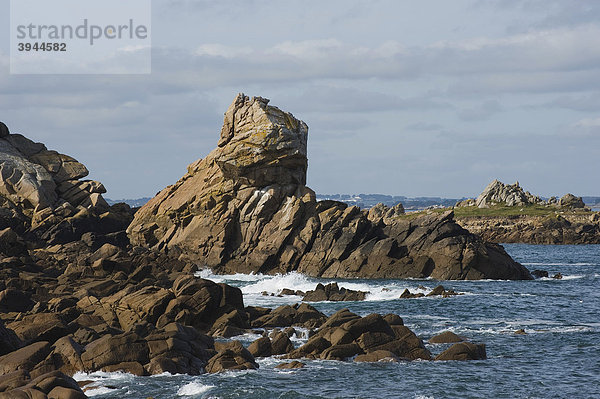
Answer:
129;94;531;280
453;180;600;244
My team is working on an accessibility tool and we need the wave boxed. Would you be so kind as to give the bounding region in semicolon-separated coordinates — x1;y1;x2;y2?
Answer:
177;382;215;396
539;275;584;281
196;270;463;304
73;370;135;382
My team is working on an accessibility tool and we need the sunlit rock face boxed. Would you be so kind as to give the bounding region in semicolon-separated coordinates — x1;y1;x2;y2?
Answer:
128;94;532;280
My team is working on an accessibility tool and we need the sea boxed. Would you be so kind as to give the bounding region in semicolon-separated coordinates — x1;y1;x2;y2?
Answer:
74;244;600;399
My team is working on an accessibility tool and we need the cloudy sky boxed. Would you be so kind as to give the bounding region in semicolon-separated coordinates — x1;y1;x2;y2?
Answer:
1;0;600;199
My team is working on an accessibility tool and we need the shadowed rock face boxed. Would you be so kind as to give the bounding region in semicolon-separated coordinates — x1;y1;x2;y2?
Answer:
128;94;532;280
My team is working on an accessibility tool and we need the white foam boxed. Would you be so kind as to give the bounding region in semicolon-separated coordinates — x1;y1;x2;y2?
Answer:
539;275;584;281
73;371;134;382
84;386;120;397
177;382;215;396
414;396;435;399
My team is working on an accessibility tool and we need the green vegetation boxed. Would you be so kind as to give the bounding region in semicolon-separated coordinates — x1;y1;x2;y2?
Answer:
400;204;594;220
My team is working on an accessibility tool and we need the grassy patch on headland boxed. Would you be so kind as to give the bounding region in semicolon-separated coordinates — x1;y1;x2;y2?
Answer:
401;205;594;219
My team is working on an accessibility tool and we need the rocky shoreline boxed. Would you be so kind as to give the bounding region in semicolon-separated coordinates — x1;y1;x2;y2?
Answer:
0;98;534;397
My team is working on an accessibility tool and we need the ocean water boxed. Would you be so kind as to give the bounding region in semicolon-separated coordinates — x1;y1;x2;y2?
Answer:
75;244;600;399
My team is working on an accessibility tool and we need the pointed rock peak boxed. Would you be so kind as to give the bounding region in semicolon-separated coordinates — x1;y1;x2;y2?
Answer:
0;121;9;138
215;93;309;188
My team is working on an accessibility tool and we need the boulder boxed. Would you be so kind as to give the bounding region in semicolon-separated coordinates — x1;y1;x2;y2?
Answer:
434;342;487;361
0;341;51;375
205;340;258;373
302;283;367;302
275;360;305;369
127;96;531;281
559;194;585;209
81;332;149;373
247;336;271;358
429;331;464;344
354;350;399;362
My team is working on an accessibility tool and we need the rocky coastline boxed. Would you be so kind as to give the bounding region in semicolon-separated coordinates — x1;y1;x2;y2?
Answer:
0;97;534;397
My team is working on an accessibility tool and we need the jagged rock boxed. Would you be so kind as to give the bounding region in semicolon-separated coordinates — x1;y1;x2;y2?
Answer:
559;194;585;209
247;336;272;357
128;95;531;281
205;340;258;373
367;203;405;224
287;312;430;362
302;283;366;302
434;342;487;361
251;303;326;329
472;180;542;208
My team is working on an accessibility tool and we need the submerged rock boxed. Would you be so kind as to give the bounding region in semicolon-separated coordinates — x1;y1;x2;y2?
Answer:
128;94;531;281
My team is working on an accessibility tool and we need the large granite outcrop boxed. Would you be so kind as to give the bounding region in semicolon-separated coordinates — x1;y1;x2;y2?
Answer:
128;94;531;280
0;121;131;243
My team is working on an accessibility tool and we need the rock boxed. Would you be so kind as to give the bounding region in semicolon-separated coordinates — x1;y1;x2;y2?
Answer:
559;194;585;209
127;96;531;281
399;289;424;299
0;341;51;375
434;342;487;361
8;314;69;345
367;203;405;224
275;360;305;369
270;330;294;355
532;270;549;278
205;340;258;373
426;285;460;298
302;283;367;302
81;332;149;373
252;303;326;329
429;331;464;344
382;314;403;326
0;321;22;356
514;329;527;335
354;350;399;362
0;228;27;257
469;179;543;208
247;337;272;358
145;323;213;376
0;288;35;313
552;273;563;279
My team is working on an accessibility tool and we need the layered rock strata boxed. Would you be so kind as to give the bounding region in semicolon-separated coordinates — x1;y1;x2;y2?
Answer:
129;94;531;280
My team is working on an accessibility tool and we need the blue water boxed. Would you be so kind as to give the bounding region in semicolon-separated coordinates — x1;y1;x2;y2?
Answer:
77;244;600;399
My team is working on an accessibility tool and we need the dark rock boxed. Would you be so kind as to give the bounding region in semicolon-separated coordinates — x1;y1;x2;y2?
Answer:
302;283;367;302
532;270;549;278
0;321;22;356
399;289;424;299
275;360;305;369
434;342;487;361
0;288;35;313
552;273;563;279
514;329;527;335
205;340;258;373
354;350;399;362
270;330;294;355
429;331;464;344
247;336;271;357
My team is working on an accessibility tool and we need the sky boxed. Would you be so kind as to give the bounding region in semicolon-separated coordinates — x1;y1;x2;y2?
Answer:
1;0;600;199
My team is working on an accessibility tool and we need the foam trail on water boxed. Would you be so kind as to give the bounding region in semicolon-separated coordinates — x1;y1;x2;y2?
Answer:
177;382;215;396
